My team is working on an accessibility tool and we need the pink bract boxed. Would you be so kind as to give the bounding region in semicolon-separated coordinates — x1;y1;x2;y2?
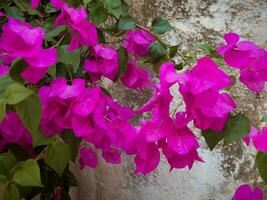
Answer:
84;44;119;81
231;184;263;200
121;58;154;89
123;29;155;57
54;3;98;51
79;147;98;169
0;112;32;153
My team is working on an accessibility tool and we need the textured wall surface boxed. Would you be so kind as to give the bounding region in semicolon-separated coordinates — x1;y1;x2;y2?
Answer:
70;0;267;199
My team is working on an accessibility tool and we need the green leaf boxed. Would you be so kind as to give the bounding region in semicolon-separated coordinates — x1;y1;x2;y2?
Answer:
87;0;109;24
16;94;41;138
202;130;224;151
45;3;57;13
13;0;41;16
193;43;213;55
44;140;71;176
83;0;93;6
261;114;267;123
45;26;66;41
13;159;42;187
97;28;106;43
6;6;25;21
256;152;267;183
0;153;17;177
47;65;56;79
5;83;33;105
9;59;28;83
0;175;8;183
3;183;20;200
101;0;123;19
148;41;167;62
62;131;82;161
222;114;251;145
169;45;179;58
57;45;80;73
118;47;129;75
118;16;136;31
152;17;173;34
0;98;6;122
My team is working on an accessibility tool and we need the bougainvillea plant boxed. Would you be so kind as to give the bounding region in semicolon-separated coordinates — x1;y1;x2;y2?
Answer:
0;0;266;199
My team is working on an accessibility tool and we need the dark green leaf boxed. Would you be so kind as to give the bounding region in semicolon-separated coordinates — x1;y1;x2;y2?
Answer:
0;153;17;177
101;0;123;19
3;183;20;200
9;59;28;83
6;6;25;21
0;98;6;122
44;140;71;176
175;63;185;70
87;0;109;24
5;83;33;105
13;0;41;16
57;45;80;73
152;17;173;34
202;130;224;151
62;131;82;161
45;3;57;13
45;26;66;42
118;16;136;31
223;114;251;145
256;152;267;183
261;114;267;123
13;159;42;187
118;47;129;75
148;41;167;62
169;45;179;58
47;65;56;79
0;75;14;98
97;28;106;43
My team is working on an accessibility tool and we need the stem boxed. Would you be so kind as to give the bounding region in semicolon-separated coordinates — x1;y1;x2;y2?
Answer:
176;51;191;67
52;34;65;48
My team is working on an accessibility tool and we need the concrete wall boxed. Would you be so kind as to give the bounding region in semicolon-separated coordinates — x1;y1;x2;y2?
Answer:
70;0;267;199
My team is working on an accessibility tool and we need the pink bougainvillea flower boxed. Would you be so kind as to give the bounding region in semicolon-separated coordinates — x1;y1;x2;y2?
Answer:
0;11;5;17
0;112;32;153
51;0;65;9
231;184;263;200
134;136;160;175
0;17;57;84
178;57;236;131
0;64;8;77
54;4;98;50
121;58;154;89
84;44;119;81
243;126;259;146
31;0;41;8
252;127;267;152
39;78;86;136
0;17;44;58
102;148;121;164
79;147;98;169
217;32;267;92
123;29;155;57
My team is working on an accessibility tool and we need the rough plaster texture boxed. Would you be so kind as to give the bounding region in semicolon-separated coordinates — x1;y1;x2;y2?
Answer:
70;0;267;199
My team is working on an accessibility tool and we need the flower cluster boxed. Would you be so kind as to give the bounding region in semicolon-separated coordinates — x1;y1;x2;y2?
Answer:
178;57;236;131
0;17;57;83
54;0;98;51
39;77;137;167
217;32;267;92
